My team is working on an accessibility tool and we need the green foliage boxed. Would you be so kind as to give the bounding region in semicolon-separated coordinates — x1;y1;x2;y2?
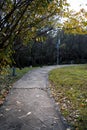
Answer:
0;0;69;75
63;9;87;34
49;65;87;130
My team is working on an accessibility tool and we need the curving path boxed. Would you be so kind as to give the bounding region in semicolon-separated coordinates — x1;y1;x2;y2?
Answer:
0;65;69;130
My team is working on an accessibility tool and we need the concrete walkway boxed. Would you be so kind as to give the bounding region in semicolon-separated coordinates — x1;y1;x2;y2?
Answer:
0;66;68;130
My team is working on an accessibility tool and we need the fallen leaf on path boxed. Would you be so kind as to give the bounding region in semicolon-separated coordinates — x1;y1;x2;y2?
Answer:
5;108;11;111
16;101;21;104
36;95;40;97
26;112;31;115
0;114;4;117
18;112;31;119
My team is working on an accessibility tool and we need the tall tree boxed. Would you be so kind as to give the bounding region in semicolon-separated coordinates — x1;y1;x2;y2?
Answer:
0;0;69;74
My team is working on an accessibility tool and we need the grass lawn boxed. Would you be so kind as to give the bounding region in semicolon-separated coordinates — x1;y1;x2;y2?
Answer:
0;67;34;106
49;65;87;130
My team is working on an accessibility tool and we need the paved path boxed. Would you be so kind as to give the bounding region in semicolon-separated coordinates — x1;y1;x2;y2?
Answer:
0;66;68;130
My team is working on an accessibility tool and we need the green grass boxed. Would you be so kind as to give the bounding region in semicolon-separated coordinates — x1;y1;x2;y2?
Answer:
49;65;87;130
0;67;34;105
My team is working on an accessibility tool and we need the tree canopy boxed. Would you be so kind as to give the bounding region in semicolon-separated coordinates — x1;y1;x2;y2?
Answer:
0;0;69;74
0;0;87;75
63;8;87;34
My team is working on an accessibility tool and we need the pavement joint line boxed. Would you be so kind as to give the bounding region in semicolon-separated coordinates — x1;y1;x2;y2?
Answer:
13;87;47;91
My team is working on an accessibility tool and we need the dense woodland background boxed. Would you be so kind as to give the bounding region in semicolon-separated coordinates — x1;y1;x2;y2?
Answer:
13;32;87;68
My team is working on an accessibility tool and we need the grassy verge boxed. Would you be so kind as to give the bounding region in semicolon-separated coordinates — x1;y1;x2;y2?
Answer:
0;67;34;105
49;65;87;130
